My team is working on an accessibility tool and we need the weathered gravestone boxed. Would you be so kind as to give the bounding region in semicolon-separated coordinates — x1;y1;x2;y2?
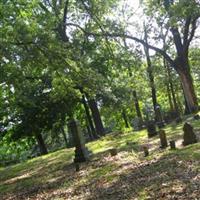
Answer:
169;140;176;150
143;146;149;157
182;122;197;146
68;119;89;163
159;130;168;148
147;121;157;138
109;148;118;156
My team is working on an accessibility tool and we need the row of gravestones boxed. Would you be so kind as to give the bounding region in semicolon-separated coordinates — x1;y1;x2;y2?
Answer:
68;118;199;170
133;113;200;132
144;122;198;157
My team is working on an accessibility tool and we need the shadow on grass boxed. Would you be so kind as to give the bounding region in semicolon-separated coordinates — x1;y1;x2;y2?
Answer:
82;147;200;200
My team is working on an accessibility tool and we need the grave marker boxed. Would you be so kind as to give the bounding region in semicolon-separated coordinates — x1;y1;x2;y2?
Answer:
159;130;168;148
68;119;89;163
182;122;197;146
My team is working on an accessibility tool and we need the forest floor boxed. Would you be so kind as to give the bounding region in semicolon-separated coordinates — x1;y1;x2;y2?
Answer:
1;115;200;200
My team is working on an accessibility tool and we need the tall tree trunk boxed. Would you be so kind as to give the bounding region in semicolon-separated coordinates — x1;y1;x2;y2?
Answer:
166;82;174;111
86;124;93;140
144;45;161;122
177;66;198;113
122;109;129;128
165;59;179;115
61;127;68;148
133;90;143;121
81;94;98;139
35;133;48;155
169;80;179;114
144;25;163;123
87;98;105;136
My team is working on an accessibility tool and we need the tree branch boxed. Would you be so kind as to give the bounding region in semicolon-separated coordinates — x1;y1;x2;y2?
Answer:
64;22;175;69
183;16;191;47
186;17;199;49
170;27;183;55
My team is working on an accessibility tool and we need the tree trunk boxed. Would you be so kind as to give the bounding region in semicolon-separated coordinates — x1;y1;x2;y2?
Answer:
87;98;105;136
61;127;68;148
143;26;163;123
177;67;198;113
35;133;48;155
166;82;174;111
144;45;162;122
133;90;143;121
122;109;129;128
165;59;180;115
81;94;98;139
169;80;179;114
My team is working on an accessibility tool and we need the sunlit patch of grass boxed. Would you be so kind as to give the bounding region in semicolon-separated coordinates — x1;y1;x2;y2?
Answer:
0;148;74;196
86;163;117;182
169;143;200;160
137;189;149;200
87;129;147;155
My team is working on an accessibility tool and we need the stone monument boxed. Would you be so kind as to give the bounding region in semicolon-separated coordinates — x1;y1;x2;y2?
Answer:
159;130;168;148
147;121;157;138
68;119;89;163
182;122;197;146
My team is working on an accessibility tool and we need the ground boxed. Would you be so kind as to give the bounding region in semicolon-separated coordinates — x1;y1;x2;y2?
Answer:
1;115;200;200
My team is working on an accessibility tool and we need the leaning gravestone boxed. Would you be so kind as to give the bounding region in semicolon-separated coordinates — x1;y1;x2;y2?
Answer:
143;146;149;157
147;121;157;138
169;140;176;150
68;119;89;163
159;130;168;148
182;122;197;146
109;148;118;156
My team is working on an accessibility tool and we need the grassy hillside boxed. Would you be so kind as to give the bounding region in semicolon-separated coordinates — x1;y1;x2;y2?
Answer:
1;116;200;200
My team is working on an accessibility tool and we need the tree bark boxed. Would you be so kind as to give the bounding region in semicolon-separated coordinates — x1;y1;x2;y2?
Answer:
133;90;143;121
166;82;174;111
35;133;48;155
143;25;163;123
87;98;105;136
169;79;179;114
177;67;198;113
81;94;98;139
61;127;68;148
122;109;129;128
165;59;179;114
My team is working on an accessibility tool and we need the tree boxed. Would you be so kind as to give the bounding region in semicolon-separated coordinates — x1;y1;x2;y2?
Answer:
64;0;200;113
137;0;200;113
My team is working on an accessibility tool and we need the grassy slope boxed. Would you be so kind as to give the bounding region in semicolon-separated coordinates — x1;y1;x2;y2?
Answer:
1;116;200;200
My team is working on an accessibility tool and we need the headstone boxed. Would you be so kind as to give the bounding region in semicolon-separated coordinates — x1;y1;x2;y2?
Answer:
143;146;149;157
182;122;197;146
109;148;118;156
147;121;157;137
159;130;168;148
194;114;200;120
68;119;89;163
169;140;176;150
